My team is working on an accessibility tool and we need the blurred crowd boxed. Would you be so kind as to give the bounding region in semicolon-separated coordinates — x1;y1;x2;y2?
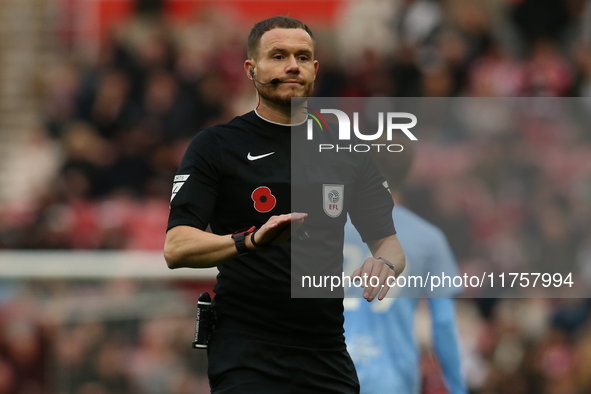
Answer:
1;283;591;394
2;0;591;250
1;0;591;393
3;0;591;250
456;297;591;394
0;280;211;394
404;97;591;286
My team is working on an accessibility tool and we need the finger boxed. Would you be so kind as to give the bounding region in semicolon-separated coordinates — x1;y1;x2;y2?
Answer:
357;258;376;299
264;215;289;231
366;261;385;301
269;216;286;226
288;212;308;231
351;271;364;288
281;212;298;221
256;216;293;246
270;217;291;229
371;265;391;301
257;221;283;243
279;214;292;222
291;212;308;221
361;275;374;300
273;220;290;233
377;271;395;300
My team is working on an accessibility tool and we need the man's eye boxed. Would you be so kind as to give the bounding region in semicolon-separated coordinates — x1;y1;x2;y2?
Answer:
273;55;283;60
299;56;309;61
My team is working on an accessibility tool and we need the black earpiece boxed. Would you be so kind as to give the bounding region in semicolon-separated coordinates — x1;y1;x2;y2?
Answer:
250;68;280;85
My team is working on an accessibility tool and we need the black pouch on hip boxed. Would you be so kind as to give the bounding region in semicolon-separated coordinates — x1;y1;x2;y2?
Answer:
192;292;213;349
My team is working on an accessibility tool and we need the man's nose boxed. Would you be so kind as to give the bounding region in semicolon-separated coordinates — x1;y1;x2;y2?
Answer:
285;55;299;73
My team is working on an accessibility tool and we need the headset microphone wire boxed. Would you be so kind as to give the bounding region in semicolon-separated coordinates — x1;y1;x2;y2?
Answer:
250;69;280;110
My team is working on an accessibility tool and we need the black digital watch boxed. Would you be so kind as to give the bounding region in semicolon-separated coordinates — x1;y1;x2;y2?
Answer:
231;226;256;255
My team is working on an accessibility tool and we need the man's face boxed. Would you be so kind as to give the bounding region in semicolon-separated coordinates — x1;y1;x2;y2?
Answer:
247;28;319;106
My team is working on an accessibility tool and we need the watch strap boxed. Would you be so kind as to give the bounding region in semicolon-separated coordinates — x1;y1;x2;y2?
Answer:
378;257;395;273
233;232;250;255
250;228;268;249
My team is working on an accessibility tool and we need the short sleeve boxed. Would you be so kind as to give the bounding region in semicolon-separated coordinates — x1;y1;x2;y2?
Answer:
167;129;221;231
348;155;395;243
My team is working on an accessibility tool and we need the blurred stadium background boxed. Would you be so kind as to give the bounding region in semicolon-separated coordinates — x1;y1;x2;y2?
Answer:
0;0;591;393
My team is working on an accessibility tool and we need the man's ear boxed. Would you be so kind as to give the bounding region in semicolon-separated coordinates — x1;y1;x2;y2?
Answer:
313;60;319;81
244;60;255;80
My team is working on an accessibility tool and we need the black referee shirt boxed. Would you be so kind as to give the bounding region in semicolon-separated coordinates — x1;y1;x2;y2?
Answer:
167;110;395;346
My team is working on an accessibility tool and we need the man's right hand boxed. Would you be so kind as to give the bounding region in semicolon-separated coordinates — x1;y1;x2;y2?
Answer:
248;212;308;250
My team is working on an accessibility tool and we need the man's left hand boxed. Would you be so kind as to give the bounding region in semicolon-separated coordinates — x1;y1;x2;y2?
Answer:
351;257;396;302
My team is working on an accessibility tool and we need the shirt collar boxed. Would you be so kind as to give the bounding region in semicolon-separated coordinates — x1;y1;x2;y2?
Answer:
254;108;308;126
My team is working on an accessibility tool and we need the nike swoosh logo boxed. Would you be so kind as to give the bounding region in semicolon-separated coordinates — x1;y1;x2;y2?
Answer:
247;152;275;161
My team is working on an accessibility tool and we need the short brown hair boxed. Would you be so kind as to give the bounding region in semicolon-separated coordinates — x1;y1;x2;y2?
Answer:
247;16;315;59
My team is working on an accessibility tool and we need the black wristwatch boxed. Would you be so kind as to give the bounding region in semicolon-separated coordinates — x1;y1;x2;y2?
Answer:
231;226;256;256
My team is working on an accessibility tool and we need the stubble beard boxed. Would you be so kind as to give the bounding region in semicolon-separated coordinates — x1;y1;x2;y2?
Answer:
259;83;314;107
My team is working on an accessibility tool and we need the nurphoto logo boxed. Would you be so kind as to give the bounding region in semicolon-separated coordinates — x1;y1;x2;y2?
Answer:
304;108;418;153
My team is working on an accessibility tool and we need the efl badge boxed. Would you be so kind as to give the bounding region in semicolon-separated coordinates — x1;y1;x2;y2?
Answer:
323;184;344;218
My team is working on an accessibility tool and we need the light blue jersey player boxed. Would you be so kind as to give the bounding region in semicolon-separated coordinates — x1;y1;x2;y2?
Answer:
343;138;467;394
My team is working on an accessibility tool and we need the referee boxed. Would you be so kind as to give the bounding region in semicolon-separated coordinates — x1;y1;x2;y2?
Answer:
164;16;405;394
